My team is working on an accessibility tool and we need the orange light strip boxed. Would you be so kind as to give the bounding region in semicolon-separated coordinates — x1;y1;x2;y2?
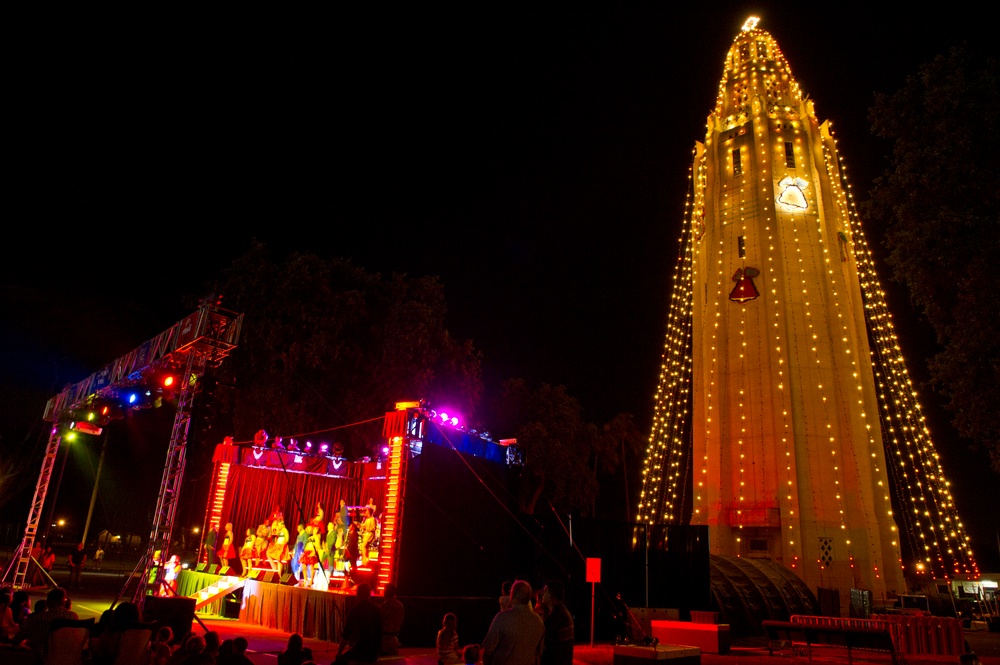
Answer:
203;462;230;563
376;434;405;594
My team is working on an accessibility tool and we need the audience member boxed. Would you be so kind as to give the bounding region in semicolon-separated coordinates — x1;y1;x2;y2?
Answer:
0;588;17;643
41;547;57;581
437;612;461;665
168;632;206;665
90;601;142;665
277;632;313;665
334;583;382;665
150;626;176;665
68;543;87;589
499;581;513;612
540;581;574;665
231;635;255;664
463;644;482;665
13;587;78;654
204;630;222;659
482;580;544;665
10;590;31;625
379;583;405;656
29;541;43;587
215;638;235;665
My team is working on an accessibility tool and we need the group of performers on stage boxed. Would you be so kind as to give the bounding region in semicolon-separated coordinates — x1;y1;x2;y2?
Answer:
226;498;381;589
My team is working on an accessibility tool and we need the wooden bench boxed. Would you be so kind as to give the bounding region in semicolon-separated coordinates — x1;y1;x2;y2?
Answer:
762;620;899;665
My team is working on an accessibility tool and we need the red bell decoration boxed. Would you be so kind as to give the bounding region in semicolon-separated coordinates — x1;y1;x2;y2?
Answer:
729;267;761;303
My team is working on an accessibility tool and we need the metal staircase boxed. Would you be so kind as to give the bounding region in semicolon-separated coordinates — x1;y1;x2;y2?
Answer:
192;575;245;611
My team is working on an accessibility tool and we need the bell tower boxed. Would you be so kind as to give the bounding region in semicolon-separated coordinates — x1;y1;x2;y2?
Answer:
637;18;977;606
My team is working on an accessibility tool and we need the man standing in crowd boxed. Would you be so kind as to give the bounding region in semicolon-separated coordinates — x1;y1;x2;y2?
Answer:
68;543;87;590
334;583;382;665
540;581;574;665
379;583;405;656
482;579;544;665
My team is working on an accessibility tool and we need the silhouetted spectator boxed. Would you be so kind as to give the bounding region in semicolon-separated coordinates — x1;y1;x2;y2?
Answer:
379;583;404;656
278;632;313;665
13;587;78;655
482;580;544;665
334;583;382;665
540;582;574;665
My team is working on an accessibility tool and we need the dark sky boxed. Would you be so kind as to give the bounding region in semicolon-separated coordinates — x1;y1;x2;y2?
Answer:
4;6;998;569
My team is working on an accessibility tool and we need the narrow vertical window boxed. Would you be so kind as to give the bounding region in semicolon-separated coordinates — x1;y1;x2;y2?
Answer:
733;148;742;176
784;141;795;168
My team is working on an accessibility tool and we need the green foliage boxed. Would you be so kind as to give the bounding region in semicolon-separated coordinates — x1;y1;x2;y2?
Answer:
863;46;1000;471
489;379;641;517
208;242;483;459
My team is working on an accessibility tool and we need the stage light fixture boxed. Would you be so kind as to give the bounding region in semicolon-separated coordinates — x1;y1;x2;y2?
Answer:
287;438;299;451
70;420;103;436
274;436;284;450
319;442;329;454
304;441;313;451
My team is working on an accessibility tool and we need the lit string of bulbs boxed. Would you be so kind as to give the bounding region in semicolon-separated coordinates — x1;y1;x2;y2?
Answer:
834;139;978;579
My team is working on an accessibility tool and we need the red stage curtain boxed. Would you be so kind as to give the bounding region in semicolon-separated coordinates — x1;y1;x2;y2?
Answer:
221;464;385;538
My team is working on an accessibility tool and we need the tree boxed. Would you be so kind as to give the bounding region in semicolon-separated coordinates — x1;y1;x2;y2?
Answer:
488;378;641;519
204;242;483;460
863;46;1000;471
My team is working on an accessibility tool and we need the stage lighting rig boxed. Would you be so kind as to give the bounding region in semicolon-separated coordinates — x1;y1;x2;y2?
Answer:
70;420;103;436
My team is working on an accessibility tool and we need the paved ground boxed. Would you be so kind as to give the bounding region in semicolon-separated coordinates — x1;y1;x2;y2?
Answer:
8;567;1000;665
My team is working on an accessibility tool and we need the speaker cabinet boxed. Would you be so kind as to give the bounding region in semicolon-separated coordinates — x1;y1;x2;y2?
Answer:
280;573;297;586
195;563;208;573
143;596;195;643
222;597;241;619
207;564;220;575
261;571;278;584
217;566;232;576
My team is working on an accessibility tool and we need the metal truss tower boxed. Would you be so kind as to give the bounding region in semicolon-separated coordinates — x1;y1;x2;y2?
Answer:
7;299;243;596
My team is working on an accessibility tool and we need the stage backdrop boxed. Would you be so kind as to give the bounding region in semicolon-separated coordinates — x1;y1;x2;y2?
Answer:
218;450;386;556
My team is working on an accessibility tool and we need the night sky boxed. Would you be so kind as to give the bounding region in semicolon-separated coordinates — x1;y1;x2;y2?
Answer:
3;6;998;570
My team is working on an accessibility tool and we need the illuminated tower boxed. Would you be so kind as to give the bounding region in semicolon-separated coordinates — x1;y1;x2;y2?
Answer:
637;18;978;605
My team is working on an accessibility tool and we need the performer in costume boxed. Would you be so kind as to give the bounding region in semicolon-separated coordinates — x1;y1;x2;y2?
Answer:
343;521;359;588
266;515;290;573
359;508;377;564
253;519;270;571
308;501;325;533
325;516;342;575
338;498;350;528
216;522;235;571
239;528;256;577
291;523;307;580
299;525;321;587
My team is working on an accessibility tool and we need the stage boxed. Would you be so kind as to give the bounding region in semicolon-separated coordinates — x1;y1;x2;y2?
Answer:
179;569;361;641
